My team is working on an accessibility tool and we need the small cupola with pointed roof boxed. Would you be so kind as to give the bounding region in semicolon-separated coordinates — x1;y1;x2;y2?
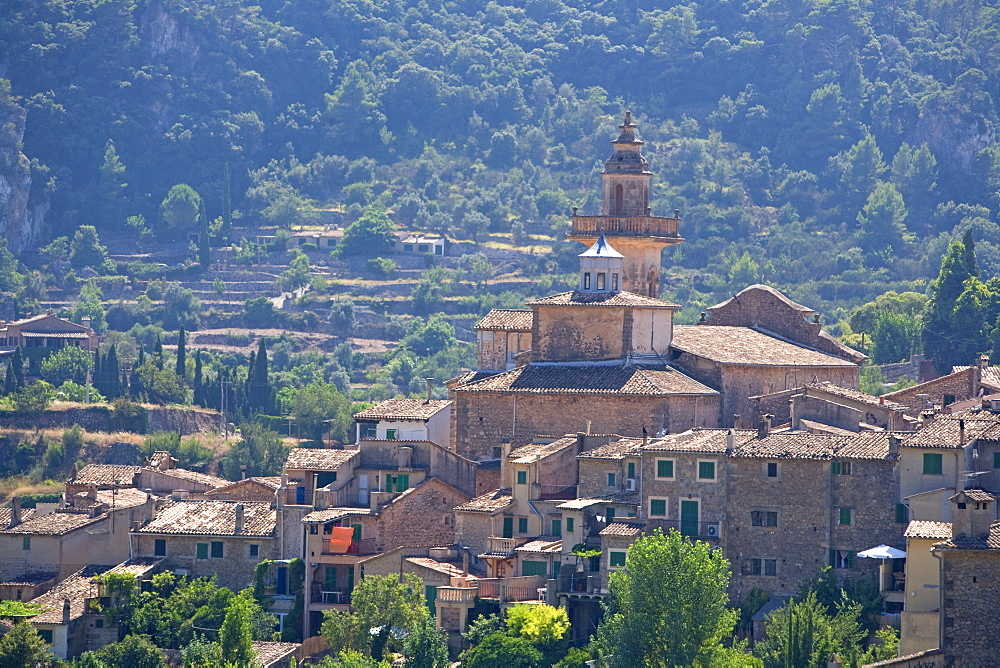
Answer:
579;233;624;293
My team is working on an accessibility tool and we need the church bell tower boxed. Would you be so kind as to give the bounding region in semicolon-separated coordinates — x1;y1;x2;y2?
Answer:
567;111;684;297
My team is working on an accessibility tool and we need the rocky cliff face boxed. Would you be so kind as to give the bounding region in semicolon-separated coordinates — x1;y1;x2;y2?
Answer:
0;90;38;252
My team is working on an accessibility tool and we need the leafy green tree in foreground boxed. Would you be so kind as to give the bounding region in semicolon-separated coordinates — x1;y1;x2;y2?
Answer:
161;184;202;232
220;595;256;667
69;225;110;271
0;621;53;668
322;573;426;659
403;613;450;668
596;529;753;667
462;632;542;668
40;345;93;385
90;634;167;668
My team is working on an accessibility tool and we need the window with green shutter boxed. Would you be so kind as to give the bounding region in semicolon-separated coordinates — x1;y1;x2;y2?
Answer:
22;537;29;551
607;472;616;487
566;517;574;532
552;519;561;536
698;460;716;480
522;560;548;577
154;539;166;556
923;453;943;475
896;503;909;524
995;452;1000;468
609;551;626;568
627;462;635;478
657;460;673;478
516;470;527;485
352;524;362;540
196;543;209;559
650;499;667;516
606;507;616;523
839;508;852;525
518;517;528;533
211;541;224;558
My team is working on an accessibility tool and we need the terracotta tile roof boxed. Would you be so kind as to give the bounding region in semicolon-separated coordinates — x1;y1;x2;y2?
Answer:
285;448;359;472
905;520;953;540
732;432;893;461
405;557;473;578
301;508;371;524
806;382;908;411
600;522;644;537
104;556;165;578
510;437;577;464
671;326;858;367
153;468;230;489
643;429;757;454
514;539;562;553
95;488;149;510
354;398;451;421
0;571;57;586
454;363;718;396
901;415;1000;449
477;309;533;331
29;565;108;625
210;477;283;495
71;465;142;487
527;290;679;309
0;508;35;526
578;438;642;460
137;500;276;537
935;521;1000;549
950;489;997;502
0;510;105;536
953;365;1000;391
455;489;513;513
557;498;615;509
252;641;301;668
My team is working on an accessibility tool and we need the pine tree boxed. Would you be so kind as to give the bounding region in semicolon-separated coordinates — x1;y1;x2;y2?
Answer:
963;228;979;278
175;326;187;378
193;350;204;407
924;237;983;371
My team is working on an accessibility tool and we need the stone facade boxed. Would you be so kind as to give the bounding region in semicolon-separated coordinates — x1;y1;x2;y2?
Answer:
938;549;1000;667
134;533;276;590
374;478;469;552
885;366;979;415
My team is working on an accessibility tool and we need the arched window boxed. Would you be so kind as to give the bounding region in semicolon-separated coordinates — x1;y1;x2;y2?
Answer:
613;184;624;215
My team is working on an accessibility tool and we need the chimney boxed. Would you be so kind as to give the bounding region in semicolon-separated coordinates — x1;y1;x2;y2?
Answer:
959;418;966;446
424;378;434;404
500;441;513;488
234;503;245;534
9;497;21;529
951;491;995;540
81;316;91;331
980;354;990;369
726;429;735;454
462;548;470;574
757;414;772;439
62;598;71;625
888;434;900;457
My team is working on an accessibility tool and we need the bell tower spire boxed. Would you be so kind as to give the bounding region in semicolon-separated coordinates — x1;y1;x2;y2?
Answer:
568;111;684;297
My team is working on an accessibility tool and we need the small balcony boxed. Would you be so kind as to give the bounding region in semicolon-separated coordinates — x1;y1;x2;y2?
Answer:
321;538;378;556
556;570;604;596
436;586;477;604
569;214;680;239
474;576;546;602
310;586;351;605
484;537;519;556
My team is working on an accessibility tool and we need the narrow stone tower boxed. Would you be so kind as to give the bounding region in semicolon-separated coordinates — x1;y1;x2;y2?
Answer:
567;111;683;297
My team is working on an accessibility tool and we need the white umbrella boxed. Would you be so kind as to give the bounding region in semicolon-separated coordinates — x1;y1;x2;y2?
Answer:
857;544;906;559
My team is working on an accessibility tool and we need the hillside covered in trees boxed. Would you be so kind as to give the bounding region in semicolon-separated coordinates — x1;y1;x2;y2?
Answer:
2;0;1000;337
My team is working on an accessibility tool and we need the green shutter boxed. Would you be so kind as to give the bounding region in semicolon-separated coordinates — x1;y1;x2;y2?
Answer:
553;560;562;578
650;499;666;516
397;474;409;491
896;503;909;524
566;517;574;532
923;453;943;475
994;452;1000;468
627;462;635;478
518;517;528;533
552;519;561;537
352;524;362;540
657;460;673;478
502;517;513;538
325;567;337;590
425;585;437;615
197;543;208;560
606;507;616;523
831;461;841;475
516;470;527;485
839;508;852;525
847;552;856;568
607;472;616;487
609;551;626;567
830;549;836;567
522;560;547;577
699;461;715;479
22;537;29;551
347;566;355;591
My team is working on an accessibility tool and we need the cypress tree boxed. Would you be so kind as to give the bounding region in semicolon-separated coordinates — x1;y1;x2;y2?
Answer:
252;339;271;412
193;350;204;406
245;350;256;399
963;227;979;278
175;325;187;378
3;363;14;395
11;347;24;390
153;335;163;370
106;345;120;399
199;222;211;269
93;347;104;396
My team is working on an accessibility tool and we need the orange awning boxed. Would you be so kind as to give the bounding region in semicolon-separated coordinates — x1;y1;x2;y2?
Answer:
327;526;354;554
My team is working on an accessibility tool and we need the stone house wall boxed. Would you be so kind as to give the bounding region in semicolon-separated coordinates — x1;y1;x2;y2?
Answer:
477;330;531;371
375;479;469;552
454;511;493;570
134;533;276;590
939;550;1000;666
885;368;978;415
639;451;729;528
747;388;798;428
452;392;720;462
578;458;626;499
532;305;630;363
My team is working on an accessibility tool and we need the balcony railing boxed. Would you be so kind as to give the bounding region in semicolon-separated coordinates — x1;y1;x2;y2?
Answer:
321;538;378;556
476;578;501;599
485;537;517;555
570;215;680;238
475;576;546;602
640;519;721;540
436;586;477;604
310;586;351;605
557;571;603;595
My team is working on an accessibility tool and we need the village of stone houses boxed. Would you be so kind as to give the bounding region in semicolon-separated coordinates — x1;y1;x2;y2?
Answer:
0;110;998;668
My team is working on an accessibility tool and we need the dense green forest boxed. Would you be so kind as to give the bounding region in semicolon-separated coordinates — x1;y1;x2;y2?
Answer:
3;0;1000;370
